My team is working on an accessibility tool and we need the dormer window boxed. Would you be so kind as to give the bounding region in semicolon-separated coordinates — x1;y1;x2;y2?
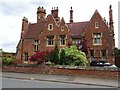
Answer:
95;22;98;28
48;24;53;31
61;26;64;31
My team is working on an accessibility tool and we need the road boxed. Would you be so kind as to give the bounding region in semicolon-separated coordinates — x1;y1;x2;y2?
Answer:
2;78;113;88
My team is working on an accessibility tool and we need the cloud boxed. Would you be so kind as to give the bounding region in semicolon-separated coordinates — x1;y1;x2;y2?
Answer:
1;41;18;52
0;2;29;16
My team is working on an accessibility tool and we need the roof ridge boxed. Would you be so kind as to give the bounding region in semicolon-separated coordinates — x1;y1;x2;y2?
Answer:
67;21;89;24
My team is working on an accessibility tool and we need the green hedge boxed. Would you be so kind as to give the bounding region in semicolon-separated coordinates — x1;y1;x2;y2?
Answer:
2;57;16;66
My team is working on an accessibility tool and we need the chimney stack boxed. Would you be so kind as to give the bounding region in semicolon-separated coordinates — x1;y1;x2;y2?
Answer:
69;7;73;23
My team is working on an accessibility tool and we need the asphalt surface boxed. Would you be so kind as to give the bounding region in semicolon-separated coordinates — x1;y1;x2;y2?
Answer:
2;72;119;88
2;78;115;88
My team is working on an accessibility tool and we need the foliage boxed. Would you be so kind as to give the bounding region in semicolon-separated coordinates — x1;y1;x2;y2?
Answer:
59;45;88;66
59;48;66;65
79;36;88;55
29;51;50;64
2;57;16;66
114;47;120;56
50;44;59;65
50;50;54;63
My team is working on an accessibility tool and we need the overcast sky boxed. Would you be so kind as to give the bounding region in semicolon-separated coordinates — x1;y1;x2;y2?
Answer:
0;0;119;52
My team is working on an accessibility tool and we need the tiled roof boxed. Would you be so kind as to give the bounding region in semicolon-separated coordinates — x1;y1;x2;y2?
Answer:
24;21;89;39
24;22;46;39
67;21;89;36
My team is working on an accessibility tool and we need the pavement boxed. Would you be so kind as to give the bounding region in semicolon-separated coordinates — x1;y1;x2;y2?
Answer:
2;72;119;88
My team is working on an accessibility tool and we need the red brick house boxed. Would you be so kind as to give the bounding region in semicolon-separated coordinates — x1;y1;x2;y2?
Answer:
16;5;115;64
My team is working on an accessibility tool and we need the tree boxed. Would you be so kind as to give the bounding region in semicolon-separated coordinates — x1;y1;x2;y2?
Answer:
80;36;88;55
50;50;54;63
59;48;66;65
53;44;59;64
114;47;120;56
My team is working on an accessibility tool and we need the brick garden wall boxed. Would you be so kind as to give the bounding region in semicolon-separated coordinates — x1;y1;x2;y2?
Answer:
2;65;119;79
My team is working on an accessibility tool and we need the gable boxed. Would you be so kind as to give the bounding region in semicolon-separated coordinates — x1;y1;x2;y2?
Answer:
60;17;65;26
84;10;110;48
90;10;103;22
46;14;56;25
84;10;109;34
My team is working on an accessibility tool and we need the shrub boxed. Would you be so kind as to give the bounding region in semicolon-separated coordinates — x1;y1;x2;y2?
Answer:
59;45;88;66
50;50;54;63
29;51;50;64
80;36;88;55
53;44;59;64
114;48;120;56
50;44;59;65
2;57;16;66
59;48;66;65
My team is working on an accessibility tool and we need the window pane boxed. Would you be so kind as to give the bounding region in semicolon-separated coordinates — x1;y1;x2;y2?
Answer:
47;36;54;45
93;33;101;44
94;35;97;38
50;25;52;29
61;26;64;31
34;40;39;52
94;38;97;43
48;24;53;31
60;35;65;45
95;22;98;28
102;50;106;56
24;52;28;61
97;38;100;43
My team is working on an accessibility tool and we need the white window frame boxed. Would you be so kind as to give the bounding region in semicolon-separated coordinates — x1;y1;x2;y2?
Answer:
95;22;98;28
60;35;66;46
93;33;102;45
61;26;64;31
34;40;39;52
48;24;53;31
46;36;54;46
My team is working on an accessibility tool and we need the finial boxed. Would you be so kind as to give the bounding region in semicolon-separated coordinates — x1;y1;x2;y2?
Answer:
71;7;72;10
104;17;106;22
107;22;108;25
23;16;28;22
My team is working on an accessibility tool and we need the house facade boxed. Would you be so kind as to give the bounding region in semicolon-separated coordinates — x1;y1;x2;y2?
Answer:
16;5;115;64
